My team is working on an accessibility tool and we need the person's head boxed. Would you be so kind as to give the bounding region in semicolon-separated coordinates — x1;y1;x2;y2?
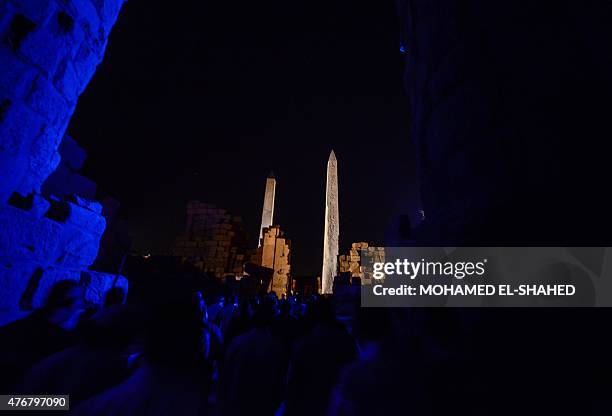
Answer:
193;291;208;322
43;280;87;330
279;299;291;316
252;296;278;327
145;295;211;369
305;296;335;324
239;299;253;318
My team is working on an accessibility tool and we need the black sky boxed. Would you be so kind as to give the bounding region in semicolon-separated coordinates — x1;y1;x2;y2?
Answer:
68;0;419;276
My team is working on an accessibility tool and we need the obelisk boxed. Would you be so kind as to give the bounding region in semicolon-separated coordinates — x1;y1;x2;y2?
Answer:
321;150;339;294
258;172;276;246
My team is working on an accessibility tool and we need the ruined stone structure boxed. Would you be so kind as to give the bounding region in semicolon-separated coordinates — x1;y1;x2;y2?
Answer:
338;242;385;285
258;172;276;247
251;225;291;296
321;150;339;294
172;202;248;278
0;0;126;324
41;136;130;274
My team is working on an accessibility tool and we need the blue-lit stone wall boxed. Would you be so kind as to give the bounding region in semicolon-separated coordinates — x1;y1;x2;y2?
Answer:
0;0;126;324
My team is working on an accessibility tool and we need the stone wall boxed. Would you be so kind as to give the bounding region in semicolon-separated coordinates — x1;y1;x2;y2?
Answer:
172;202;248;278
338;242;385;285
253;225;291;296
42;135;96;200
0;0;126;325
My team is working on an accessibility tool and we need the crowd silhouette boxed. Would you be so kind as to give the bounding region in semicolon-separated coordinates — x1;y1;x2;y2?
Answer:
1;270;611;415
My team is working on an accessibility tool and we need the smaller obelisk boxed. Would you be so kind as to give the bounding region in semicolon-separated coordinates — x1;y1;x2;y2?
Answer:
258;172;276;247
321;150;339;294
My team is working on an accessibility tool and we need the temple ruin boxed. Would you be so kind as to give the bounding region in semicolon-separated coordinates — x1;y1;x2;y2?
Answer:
251;225;291;296
0;0;127;325
172;202;248;278
338;242;385;285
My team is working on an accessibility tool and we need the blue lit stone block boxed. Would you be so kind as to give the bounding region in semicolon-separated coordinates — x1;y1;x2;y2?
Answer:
0;0;127;325
7;0;54;25
84;270;128;305
70;0;102;41
25;75;70;124
0;104;45;201
0;263;38;321
29;267;81;309
53;59;81;102
72;41;98;86
0;47;39;100
19;24;66;77
0;205;63;265
92;0;124;38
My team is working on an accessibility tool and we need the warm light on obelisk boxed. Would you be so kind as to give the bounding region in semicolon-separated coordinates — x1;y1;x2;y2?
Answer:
321;150;339;294
258;172;276;246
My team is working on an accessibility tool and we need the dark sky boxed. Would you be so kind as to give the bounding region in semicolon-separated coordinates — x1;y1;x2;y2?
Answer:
68;0;420;276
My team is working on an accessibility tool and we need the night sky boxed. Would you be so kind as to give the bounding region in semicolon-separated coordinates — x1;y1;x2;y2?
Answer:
68;0;419;276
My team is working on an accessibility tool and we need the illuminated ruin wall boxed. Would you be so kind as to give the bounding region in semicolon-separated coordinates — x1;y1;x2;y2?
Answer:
172;202;248;278
0;0;126;324
254;225;291;296
338;242;385;285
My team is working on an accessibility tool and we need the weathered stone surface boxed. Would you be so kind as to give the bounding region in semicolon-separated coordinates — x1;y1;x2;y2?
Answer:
253;225;291;296
0;105;45;202
0;205;63;265
0;0;126;325
0;263;38;311
0;195;109;274
258;173;276;246
338;243;385;285
0;263;126;325
172;202;249;278
0;0;125;199
321;150;339;294
82;270;128;305
29;267;81;309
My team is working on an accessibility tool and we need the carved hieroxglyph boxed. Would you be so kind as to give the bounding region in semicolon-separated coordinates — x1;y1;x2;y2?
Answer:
258;172;276;246
321;150;339;294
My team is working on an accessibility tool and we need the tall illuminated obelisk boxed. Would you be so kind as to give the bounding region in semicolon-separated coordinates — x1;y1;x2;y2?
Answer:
258;172;276;246
321;150;339;294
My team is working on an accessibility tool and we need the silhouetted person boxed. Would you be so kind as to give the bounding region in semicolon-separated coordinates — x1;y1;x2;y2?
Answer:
284;298;356;416
0;280;86;391
207;295;225;324
224;299;254;346
219;297;288;416
18;304;145;406
70;294;215;416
